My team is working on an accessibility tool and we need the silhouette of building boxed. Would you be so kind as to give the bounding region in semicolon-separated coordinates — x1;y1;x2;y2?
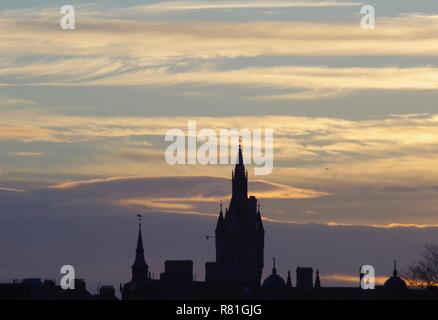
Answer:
0;277;117;300
262;258;286;288
2;143;438;300
296;267;313;291
161;260;193;284
286;271;292;288
131;215;149;283
315;270;321;288
121;216;160;300
384;261;407;291
205;141;264;291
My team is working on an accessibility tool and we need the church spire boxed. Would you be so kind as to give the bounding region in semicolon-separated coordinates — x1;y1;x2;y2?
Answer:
136;215;144;252
287;270;292;288
131;214;148;283
238;136;244;166
232;136;248;199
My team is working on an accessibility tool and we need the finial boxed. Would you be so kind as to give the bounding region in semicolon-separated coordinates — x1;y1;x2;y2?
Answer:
220;201;223;211
239;136;242;148
393;260;398;276
272;257;277;275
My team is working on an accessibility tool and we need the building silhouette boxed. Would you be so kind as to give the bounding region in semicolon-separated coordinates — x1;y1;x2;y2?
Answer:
205;142;264;290
384;261;407;291
1;143;438;300
116;143;431;300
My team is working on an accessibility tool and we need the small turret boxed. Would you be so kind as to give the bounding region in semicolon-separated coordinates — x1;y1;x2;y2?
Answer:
315;270;321;288
287;271;292;288
215;202;225;232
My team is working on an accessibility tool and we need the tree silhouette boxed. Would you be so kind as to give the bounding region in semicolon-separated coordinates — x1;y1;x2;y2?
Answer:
403;244;438;289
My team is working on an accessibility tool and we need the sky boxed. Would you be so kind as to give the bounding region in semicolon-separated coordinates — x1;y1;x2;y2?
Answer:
1;0;438;291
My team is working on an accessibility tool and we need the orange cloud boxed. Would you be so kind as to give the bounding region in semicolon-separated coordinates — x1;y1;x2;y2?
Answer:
321;273;388;285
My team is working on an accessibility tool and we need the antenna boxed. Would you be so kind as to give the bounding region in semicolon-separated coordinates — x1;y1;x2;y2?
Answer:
206;235;216;240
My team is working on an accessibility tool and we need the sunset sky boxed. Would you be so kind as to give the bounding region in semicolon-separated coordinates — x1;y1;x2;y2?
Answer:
1;0;438;290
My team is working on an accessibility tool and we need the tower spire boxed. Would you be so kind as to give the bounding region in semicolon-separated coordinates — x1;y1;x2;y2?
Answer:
232;136;248;199
131;214;148;283
393;260;398;277
237;136;244;166
315;269;321;288
136;214;143;251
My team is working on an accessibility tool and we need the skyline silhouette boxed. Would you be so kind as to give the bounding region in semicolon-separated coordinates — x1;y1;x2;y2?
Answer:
2;145;437;300
1;0;438;300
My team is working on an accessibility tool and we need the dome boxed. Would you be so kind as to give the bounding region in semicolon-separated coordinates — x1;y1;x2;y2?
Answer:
262;258;286;288
384;277;407;290
384;261;407;290
262;273;286;288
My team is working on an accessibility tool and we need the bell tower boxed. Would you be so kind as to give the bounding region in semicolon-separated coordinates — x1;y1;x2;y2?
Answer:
206;140;265;290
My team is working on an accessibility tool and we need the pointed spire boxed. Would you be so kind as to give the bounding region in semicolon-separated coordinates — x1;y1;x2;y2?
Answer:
136;214;144;251
393;260;398;277
315;269;321;288
131;214;148;283
287;270;292;288
255;202;264;232
238;136;244;165
215;202;225;232
272;257;277;275
232;136;248;199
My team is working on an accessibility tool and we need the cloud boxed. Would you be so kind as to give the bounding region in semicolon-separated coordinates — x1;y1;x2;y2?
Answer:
0;126;58;142
0;97;34;106
118;1;362;13
321;273;387;285
1;11;438;99
2;112;438;194
7;152;44;158
49;175;325;204
0;187;23;193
